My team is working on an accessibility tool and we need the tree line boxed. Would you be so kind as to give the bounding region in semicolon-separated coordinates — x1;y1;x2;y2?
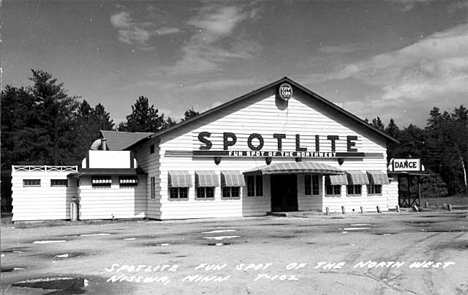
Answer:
366;107;467;196
1;70;466;203
1;70;199;170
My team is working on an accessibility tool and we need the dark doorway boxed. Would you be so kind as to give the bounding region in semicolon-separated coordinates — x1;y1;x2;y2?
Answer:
271;174;298;212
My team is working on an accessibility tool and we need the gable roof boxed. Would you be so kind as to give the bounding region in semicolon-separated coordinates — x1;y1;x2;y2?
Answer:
100;130;155;151
125;77;398;150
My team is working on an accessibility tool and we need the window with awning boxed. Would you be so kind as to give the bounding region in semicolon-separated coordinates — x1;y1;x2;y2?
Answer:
367;171;389;185
329;174;348;185
195;171;219;187
346;171;367;196
221;171;246;187
195;171;218;199
346;171;369;185
326;174;347;196
168;171;192;187
221;171;244;198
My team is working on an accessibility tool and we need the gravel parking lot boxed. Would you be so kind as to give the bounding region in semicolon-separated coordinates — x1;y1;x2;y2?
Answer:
1;211;468;295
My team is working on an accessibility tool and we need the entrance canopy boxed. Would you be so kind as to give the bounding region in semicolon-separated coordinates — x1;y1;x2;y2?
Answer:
244;162;344;175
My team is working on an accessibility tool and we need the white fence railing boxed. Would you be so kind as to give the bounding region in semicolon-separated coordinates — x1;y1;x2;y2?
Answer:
13;165;78;172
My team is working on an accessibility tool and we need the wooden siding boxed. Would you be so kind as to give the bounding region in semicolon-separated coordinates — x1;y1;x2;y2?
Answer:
152;92;392;219
12;169;78;222
78;175;146;220
297;174;323;211
133;139;162;219
157;158;271;219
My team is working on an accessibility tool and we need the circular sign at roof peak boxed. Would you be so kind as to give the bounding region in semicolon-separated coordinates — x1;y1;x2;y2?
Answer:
279;83;293;101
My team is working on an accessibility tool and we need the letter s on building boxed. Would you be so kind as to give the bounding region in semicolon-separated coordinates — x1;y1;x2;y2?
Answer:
198;132;212;150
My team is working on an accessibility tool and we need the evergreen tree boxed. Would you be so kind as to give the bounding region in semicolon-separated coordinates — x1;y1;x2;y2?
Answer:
122;96;165;132
28;70;80;165
75;100;114;158
1;70;80;166
371;117;385;131
385;118;400;160
1;85;37;169
181;107;200;122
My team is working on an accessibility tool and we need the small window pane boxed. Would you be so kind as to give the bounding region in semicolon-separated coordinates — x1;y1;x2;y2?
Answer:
206;187;214;198
255;176;263;196
179;188;188;199
197;187;205;198
333;185;341;195
24;179;41;187
375;185;382;194
222;187;230;198
231;187;240;197
51;179;68;187
305;175;311;195
247;176;255;196
312;175;320;195
151;177;156;199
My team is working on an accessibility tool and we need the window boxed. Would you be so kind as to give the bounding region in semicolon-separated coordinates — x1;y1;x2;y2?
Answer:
196;187;214;199
119;175;138;188
222;187;240;198
347;185;362;196
150;177;155;199
170;187;188;199
150;144;155;154
325;178;341;196
305;175;320;196
92;176;112;188
23;179;40;187
367;184;382;195
247;175;263;197
51;179;68;187
220;171;244;199
168;171;192;200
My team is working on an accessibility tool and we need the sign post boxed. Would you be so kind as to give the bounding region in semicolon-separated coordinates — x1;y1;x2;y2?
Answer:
388;158;426;208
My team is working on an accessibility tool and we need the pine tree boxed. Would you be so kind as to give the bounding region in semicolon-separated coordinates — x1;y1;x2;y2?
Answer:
123;96;165;132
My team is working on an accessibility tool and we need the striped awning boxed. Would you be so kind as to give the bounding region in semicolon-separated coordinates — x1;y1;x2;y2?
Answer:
244;162;344;175
221;171;246;187
346;171;369;185
329;174;348;185
196;171;219;187
367;170;389;185
168;171;192;188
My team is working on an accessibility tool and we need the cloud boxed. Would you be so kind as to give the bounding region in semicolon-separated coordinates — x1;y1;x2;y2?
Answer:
313;23;468;103
448;1;468;13
388;0;436;12
110;11;180;50
165;3;260;75
303;23;468;126
319;43;365;54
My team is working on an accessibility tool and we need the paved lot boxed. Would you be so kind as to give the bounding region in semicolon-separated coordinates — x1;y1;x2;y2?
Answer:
1;211;468;295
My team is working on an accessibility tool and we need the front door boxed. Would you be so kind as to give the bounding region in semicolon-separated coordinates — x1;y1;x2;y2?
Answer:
271;174;298;212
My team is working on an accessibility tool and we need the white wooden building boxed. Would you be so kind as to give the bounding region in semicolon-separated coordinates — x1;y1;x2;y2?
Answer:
11;77;399;221
128;77;399;220
11;165;78;222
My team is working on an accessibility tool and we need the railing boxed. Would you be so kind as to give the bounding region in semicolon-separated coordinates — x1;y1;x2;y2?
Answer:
13;165;78;172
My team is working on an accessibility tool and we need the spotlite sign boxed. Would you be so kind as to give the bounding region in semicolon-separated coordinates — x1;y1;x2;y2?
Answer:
388;158;424;172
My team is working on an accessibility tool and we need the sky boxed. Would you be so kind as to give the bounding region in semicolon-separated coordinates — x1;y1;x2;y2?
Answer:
3;0;468;128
